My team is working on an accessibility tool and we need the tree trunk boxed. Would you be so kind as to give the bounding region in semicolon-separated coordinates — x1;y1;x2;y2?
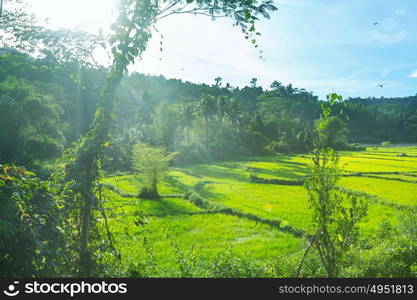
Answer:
79;193;92;275
151;169;158;195
187;127;191;148
205;116;209;153
74;62;82;138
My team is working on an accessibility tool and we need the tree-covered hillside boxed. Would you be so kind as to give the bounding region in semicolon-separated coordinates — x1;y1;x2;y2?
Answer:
1;53;416;171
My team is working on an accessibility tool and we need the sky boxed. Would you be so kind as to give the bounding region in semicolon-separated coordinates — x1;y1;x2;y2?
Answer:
25;0;417;100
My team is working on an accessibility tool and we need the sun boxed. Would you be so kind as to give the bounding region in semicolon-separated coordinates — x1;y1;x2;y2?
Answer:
29;0;116;32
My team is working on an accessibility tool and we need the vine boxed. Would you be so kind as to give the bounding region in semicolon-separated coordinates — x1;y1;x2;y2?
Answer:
61;0;277;276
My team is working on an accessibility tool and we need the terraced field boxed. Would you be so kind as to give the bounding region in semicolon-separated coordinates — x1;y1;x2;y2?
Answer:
101;146;417;275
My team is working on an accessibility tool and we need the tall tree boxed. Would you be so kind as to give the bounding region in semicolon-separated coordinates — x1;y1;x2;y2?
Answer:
178;103;195;148
214;76;222;87
197;94;217;152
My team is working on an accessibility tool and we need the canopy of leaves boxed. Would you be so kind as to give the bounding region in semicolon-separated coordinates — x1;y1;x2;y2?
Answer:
132;142;176;196
132;143;176;177
0;0;103;67
0;75;65;166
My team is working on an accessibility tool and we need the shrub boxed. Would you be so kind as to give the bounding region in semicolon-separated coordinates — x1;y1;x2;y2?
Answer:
132;143;176;198
0;165;68;277
348;238;417;277
265;140;292;154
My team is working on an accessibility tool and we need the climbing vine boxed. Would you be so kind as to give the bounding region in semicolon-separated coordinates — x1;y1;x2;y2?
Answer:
60;0;277;276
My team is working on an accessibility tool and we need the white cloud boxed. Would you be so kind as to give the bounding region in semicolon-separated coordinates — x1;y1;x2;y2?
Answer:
409;70;417;78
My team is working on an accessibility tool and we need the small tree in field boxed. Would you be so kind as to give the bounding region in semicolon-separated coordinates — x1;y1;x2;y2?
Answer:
132;143;176;198
299;93;368;278
315;115;349;150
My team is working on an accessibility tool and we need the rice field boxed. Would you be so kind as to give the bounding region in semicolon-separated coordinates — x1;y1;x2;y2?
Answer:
101;145;417;275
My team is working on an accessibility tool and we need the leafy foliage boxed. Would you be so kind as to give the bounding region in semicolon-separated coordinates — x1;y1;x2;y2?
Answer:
0;0;102;66
303;93;368;277
315;116;349;150
0;76;65;166
0;165;69;277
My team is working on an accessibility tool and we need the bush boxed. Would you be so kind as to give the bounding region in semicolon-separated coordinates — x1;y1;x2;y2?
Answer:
241;131;269;155
265;140;292;154
0;165;68;277
347;210;417;277
345;143;366;151
204;251;268;278
348;238;417;277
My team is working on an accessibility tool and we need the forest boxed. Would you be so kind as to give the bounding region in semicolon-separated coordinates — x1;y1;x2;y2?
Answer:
2;54;416;171
1;0;417;279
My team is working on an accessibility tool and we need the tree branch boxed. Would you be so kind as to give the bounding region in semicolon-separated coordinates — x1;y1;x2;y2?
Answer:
296;237;315;277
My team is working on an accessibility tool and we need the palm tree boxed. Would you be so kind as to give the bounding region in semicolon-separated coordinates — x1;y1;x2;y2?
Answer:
197;95;217;152
216;95;230;123
178;103;195;148
250;77;258;87
214;76;222;87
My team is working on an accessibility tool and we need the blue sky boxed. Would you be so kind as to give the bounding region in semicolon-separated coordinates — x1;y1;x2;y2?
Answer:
29;0;417;100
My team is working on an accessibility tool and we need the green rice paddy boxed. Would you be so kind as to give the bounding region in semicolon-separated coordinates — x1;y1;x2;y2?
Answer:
101;145;417;275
